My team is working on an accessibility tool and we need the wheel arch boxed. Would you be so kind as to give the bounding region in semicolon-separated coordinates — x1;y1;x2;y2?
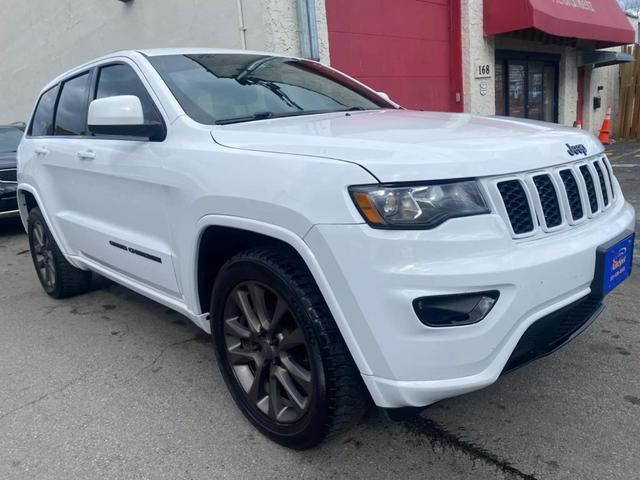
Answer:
193;215;372;375
16;185;85;270
16;185;41;230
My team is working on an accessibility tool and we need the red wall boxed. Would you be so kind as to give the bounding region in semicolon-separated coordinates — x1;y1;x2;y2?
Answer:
326;0;463;112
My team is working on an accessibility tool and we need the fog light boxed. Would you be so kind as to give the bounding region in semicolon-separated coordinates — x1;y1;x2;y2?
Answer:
413;291;499;327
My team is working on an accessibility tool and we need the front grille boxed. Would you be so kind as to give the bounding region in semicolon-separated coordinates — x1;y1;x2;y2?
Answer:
0;169;16;183
503;295;604;373
494;157;617;238
579;165;598;214
593;162;609;206
532;175;562;228
603;159;615;200
497;180;534;234
559;169;584;221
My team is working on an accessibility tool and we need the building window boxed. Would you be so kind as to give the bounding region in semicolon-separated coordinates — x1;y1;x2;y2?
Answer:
495;51;559;123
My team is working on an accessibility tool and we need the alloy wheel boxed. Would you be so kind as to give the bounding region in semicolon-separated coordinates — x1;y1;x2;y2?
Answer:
31;220;56;290
223;281;313;424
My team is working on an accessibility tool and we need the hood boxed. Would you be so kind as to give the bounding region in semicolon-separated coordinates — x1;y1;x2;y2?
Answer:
211;110;603;182
0;152;17;171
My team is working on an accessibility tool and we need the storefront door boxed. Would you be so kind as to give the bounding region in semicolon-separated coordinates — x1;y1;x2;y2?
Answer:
495;51;559;123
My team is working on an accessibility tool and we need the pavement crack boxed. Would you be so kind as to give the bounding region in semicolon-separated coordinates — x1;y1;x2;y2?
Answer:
0;371;90;422
405;416;539;480
121;335;200;384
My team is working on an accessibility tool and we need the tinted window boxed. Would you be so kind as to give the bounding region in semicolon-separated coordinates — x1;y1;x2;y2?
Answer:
0;127;24;153
96;64;161;123
149;54;394;125
55;72;91;136
30;86;59;137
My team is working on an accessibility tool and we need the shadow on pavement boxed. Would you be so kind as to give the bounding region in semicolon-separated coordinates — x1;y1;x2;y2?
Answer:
0;217;24;237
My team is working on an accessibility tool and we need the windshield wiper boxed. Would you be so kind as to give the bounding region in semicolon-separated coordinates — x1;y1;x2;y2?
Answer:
215;112;275;125
215;109;352;125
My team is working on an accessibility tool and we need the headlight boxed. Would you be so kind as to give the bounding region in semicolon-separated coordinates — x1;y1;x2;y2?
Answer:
349;180;490;229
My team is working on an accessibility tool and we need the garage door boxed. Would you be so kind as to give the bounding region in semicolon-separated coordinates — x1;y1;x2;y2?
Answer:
325;0;462;112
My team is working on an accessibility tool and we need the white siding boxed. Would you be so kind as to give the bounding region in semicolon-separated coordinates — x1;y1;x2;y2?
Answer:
0;0;330;124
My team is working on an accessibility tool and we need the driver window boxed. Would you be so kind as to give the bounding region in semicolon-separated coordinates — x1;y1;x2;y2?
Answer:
95;64;161;124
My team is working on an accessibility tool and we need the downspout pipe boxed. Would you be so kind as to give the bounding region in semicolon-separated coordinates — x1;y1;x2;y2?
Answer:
297;0;320;61
237;0;247;49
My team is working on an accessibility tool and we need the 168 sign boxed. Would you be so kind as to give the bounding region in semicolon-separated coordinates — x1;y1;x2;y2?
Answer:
475;64;492;79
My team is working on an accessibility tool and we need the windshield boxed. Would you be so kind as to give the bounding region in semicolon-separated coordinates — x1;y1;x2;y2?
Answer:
148;54;395;125
0;127;23;153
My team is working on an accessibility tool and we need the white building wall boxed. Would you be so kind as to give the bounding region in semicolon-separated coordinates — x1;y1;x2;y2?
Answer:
0;0;330;124
262;0;330;64
461;0;496;115
585;65;620;134
584;16;638;135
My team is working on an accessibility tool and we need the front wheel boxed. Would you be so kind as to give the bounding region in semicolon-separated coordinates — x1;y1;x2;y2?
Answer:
27;207;92;299
210;248;368;449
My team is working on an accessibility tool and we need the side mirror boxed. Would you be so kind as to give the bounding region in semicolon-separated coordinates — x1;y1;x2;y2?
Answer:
88;95;164;140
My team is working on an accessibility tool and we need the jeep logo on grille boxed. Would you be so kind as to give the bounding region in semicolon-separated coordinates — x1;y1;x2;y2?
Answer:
566;143;588;156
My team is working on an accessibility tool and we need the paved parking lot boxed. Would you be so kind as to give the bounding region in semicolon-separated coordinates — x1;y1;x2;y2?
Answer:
1;144;639;480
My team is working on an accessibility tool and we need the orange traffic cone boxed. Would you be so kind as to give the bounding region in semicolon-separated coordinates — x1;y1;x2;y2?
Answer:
598;105;612;144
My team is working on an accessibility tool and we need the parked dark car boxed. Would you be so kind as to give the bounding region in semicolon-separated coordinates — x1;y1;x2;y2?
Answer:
0;125;22;218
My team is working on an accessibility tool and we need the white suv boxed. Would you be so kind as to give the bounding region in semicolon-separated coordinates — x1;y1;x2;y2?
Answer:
17;49;635;449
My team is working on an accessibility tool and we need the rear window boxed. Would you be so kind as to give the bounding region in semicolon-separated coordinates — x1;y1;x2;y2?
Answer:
30;86;59;137
54;72;91;136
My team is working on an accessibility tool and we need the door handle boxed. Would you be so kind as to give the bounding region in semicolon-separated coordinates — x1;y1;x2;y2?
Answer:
35;147;48;156
77;150;95;160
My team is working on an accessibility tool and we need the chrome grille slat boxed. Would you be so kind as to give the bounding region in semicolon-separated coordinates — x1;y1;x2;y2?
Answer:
558;169;584;222
493;157;617;239
497;180;534;234
532;174;562;228
601;158;615;201
593;162;609;206
579;165;598;214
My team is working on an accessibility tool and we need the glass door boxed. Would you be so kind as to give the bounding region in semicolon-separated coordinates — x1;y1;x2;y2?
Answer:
508;61;526;118
495;51;559;123
542;65;558;123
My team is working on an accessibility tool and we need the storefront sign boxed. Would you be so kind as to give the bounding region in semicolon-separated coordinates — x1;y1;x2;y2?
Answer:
551;0;595;11
475;64;492;78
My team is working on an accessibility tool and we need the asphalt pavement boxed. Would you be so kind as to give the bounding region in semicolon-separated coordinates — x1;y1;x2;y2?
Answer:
0;143;638;480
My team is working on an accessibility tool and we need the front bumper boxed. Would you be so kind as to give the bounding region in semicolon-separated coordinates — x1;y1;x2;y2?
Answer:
304;199;636;408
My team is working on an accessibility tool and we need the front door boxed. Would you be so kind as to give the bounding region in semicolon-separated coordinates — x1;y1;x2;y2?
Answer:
495;51;559;123
46;62;181;297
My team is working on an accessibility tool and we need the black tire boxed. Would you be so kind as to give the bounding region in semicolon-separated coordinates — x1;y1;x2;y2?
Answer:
211;247;369;449
27;207;92;299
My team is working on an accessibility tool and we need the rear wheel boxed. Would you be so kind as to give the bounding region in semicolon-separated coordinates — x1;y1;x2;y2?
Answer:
28;207;92;299
211;247;368;449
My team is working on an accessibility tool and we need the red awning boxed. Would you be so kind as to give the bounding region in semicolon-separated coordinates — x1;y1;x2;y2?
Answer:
484;0;636;48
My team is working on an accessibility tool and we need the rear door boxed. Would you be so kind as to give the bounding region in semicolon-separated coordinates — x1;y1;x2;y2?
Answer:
48;62;181;297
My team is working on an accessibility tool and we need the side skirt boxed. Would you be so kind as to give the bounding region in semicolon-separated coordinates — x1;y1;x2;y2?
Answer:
70;254;210;332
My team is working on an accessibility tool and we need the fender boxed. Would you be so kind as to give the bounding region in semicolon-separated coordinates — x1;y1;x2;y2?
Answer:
192;214;373;376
